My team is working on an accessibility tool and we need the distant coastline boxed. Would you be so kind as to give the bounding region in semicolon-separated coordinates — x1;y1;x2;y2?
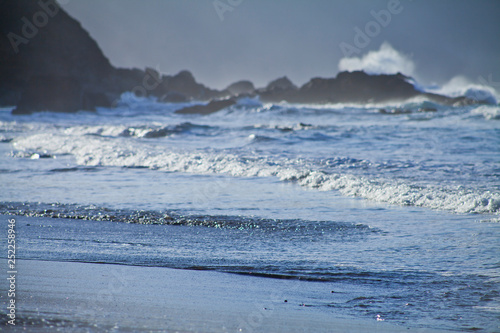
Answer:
0;0;494;115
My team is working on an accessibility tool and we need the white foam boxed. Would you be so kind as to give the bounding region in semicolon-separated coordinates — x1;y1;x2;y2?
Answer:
470;105;500;120
13;131;500;215
115;91;158;106
338;42;416;77
426;76;499;104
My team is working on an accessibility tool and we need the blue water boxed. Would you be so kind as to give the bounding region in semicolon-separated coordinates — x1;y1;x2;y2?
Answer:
1;95;499;331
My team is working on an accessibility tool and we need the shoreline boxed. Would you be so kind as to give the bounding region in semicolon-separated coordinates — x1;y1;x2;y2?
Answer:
0;259;448;332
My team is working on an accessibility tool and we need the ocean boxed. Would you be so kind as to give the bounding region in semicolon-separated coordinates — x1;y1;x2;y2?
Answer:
1;94;499;331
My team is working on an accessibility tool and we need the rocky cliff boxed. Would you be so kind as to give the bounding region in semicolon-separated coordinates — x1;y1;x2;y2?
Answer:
0;0;225;114
259;71;478;106
0;0;487;115
0;0;121;113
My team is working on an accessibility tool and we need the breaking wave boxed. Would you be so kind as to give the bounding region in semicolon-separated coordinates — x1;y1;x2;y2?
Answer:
12;131;500;214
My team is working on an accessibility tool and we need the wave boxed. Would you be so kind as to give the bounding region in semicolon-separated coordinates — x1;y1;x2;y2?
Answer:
421;76;499;105
247;134;278;143
0;201;374;234
119;122;214;138
470;105;500;120
12;131;500;214
27;122;217;140
243;99;458;116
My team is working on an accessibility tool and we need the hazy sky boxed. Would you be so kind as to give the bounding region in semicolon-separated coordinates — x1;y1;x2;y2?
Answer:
61;0;500;90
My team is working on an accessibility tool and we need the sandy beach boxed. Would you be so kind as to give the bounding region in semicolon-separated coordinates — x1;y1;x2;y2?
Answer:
1;1;499;332
0;258;451;332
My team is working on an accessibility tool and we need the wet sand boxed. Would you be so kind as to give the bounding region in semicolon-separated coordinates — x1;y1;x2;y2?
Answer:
1;259;447;332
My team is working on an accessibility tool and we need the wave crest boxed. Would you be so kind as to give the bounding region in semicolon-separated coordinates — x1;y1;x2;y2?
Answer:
13;132;500;215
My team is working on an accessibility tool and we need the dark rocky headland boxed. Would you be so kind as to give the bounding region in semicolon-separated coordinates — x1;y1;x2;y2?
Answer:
0;0;490;115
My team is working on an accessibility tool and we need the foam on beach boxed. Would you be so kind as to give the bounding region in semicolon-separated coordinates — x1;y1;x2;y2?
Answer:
13;130;500;215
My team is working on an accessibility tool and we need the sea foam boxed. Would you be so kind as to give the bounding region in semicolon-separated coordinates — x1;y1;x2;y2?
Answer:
13;130;500;215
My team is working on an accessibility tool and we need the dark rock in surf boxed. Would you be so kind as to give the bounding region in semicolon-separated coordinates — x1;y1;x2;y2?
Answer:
175;98;236;115
159;91;189;103
156;70;225;101
259;71;483;106
226;80;255;95
258;76;298;103
265;76;298;91
418;107;437;112
291;71;419;104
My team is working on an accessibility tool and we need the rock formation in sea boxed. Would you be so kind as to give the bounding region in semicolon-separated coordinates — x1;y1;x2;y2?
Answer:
258;71;479;106
225;80;255;95
0;0;225;114
0;0;490;115
0;0;116;113
175;98;237;115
